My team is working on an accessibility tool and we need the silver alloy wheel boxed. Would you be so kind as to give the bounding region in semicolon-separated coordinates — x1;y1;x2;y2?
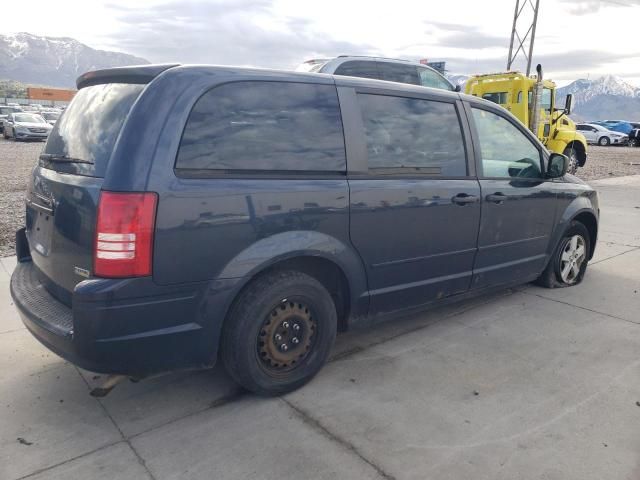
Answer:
566;150;578;174
560;234;586;284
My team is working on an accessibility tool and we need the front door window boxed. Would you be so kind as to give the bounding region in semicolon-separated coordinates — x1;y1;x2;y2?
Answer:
471;108;543;179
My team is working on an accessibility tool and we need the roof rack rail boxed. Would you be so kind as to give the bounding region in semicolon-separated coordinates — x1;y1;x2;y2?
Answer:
337;55;413;63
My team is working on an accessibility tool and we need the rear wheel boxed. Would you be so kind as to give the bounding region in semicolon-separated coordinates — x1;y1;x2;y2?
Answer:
221;270;337;396
562;146;579;174
598;136;610;146
536;221;590;288
630;138;639;148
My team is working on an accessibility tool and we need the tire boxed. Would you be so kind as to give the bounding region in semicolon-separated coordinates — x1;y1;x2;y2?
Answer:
562;146;579;174
221;270;337;396
536;221;590;288
630;138;639;148
598;136;610;146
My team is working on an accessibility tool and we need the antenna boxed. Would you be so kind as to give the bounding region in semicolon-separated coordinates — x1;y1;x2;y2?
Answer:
506;0;540;76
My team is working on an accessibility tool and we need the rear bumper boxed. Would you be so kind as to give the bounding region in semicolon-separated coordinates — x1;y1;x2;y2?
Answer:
10;259;240;376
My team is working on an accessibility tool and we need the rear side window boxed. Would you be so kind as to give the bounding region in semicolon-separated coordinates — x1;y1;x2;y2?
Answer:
358;94;467;176
43;83;144;177
377;62;420;86
418;67;454;91
176;81;345;173
333;61;380;80
482;92;508;105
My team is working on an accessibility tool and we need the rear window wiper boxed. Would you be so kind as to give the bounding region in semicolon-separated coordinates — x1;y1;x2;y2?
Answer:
39;153;93;164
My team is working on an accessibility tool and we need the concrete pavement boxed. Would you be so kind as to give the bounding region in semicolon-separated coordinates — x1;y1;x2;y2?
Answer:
1;176;639;480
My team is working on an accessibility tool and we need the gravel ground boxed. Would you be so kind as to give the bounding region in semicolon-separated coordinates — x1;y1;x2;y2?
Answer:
0;138;639;256
0;138;43;257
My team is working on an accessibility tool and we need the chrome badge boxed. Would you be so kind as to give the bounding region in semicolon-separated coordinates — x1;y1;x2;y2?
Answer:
74;266;90;278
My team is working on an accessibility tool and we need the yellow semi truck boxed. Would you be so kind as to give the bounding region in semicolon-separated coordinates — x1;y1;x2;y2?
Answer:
465;65;587;174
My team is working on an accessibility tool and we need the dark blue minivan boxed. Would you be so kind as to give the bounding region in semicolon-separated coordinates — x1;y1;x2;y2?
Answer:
10;64;599;395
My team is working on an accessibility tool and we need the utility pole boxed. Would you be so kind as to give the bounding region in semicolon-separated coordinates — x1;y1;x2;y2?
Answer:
506;0;540;76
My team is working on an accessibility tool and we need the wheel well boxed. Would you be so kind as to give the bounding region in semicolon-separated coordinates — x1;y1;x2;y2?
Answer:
248;256;351;332
573;212;598;259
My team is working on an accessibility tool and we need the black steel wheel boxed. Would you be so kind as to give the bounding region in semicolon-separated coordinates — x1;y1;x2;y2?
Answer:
221;270;337;396
257;299;316;373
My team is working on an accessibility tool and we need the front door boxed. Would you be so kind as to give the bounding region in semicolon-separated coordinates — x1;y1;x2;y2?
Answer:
348;91;481;315
468;105;558;289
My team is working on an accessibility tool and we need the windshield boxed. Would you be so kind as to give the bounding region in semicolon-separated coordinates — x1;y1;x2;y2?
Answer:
42;112;60;120
14;113;46;123
43;83;144;176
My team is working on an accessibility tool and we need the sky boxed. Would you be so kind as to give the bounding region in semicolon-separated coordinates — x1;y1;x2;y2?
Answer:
3;0;640;85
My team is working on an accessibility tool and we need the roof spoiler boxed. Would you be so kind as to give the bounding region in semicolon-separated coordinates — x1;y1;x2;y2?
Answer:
76;64;180;89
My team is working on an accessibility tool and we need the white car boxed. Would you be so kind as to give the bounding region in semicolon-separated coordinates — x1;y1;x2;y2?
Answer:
576;123;628;146
41;111;61;126
2;112;53;141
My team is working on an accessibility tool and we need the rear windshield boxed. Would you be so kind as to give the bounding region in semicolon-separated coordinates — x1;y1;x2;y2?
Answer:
42;83;144;177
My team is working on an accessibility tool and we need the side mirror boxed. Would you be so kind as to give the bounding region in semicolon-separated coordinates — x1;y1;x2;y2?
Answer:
454;85;461;92
546;153;569;178
564;93;573;115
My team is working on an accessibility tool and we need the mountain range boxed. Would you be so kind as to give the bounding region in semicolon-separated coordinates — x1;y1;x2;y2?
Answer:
0;32;148;88
557;76;640;122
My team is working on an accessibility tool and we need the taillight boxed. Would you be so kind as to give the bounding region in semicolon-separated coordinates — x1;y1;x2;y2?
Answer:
94;192;158;278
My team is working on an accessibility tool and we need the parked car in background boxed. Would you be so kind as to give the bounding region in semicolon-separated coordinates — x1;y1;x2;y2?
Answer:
576;123;628;146
593;120;634;135
41;111;60;126
0;105;23;133
11;64;599;396
3;112;52;140
297;56;458;92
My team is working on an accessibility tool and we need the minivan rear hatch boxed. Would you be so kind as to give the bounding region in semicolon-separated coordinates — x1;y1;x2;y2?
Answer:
26;82;144;303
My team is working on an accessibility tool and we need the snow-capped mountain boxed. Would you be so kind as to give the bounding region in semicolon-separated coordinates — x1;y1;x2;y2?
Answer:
558;75;640;103
0;32;149;88
557;76;640;121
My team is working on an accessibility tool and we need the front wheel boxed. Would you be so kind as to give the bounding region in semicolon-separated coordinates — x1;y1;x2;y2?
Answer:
629;138;639;148
562;147;579;174
221;270;337;396
598;136;610;146
536;221;590;288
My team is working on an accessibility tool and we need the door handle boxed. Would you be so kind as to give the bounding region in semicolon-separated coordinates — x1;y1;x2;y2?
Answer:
486;192;507;204
452;194;479;206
